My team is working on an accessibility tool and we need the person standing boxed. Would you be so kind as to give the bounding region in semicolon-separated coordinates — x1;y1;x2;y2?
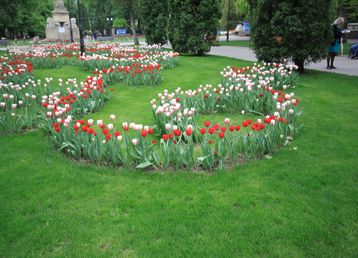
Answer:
327;17;345;69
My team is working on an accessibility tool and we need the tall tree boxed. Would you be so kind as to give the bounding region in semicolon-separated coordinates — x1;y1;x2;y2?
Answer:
220;0;239;30
0;0;52;38
168;0;221;55
236;0;249;20
334;0;358;22
250;0;334;73
140;0;168;45
84;0;113;34
112;0;139;45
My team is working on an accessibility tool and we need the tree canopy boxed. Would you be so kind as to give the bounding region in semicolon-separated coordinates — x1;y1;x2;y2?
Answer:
140;0;168;45
0;0;52;38
168;0;221;55
250;0;334;73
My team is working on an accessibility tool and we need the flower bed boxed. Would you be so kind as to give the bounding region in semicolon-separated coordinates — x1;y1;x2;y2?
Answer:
0;43;178;134
1;43;301;171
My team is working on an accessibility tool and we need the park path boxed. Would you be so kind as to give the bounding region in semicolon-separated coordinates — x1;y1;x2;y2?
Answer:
209;45;358;76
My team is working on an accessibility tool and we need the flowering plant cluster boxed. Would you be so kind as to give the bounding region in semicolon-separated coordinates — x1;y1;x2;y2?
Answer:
0;44;178;134
0;57;33;84
151;63;300;135
1;42;302;171
44;63;301;171
7;43;178;86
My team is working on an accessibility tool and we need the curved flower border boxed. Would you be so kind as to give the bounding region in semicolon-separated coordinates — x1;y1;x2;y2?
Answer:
1;43;301;171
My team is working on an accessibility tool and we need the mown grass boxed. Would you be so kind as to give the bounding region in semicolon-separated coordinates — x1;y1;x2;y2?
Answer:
0;55;357;257
218;40;252;48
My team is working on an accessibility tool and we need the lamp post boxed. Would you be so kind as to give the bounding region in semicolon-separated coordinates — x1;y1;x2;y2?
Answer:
226;0;231;42
68;0;74;43
77;0;85;55
107;16;113;36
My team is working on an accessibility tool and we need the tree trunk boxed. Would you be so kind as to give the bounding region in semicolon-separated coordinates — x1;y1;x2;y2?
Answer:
294;59;304;73
129;3;139;45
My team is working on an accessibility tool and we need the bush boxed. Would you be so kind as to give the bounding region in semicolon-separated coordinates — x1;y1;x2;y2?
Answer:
140;0;169;45
168;0;221;55
113;18;128;29
250;0;334;73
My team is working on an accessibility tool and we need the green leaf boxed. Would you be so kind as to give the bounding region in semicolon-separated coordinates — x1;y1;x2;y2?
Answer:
197;156;207;162
136;161;153;169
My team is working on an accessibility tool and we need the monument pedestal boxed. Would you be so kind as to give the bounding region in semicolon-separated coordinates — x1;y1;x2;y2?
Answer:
46;0;79;42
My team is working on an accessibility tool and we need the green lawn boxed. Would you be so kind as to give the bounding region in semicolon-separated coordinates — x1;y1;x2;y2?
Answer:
218;40;252;48
1;55;357;257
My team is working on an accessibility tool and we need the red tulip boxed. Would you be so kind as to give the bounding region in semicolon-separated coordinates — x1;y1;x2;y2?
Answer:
141;130;147;137
200;128;206;134
208;128;215;135
264;118;271;123
87;128;93;134
204;121;211;127
185;128;192;136
173;129;182;137
218;132;225;138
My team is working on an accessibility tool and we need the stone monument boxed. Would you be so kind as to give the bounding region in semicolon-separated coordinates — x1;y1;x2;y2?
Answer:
46;0;79;41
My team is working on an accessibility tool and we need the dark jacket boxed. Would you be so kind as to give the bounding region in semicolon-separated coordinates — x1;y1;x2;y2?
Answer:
331;24;343;46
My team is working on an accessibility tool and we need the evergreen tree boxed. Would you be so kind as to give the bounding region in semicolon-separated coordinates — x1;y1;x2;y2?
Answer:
140;0;168;45
220;0;239;30
250;0;334;73
168;0;221;55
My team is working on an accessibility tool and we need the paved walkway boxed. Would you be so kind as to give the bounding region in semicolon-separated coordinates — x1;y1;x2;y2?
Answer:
209;45;358;76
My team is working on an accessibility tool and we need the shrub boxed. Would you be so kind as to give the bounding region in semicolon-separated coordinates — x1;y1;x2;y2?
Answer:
250;0;334;73
168;0;221;55
140;0;169;45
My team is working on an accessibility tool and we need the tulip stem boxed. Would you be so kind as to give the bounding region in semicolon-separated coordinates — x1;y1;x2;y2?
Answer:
248;110;264;116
